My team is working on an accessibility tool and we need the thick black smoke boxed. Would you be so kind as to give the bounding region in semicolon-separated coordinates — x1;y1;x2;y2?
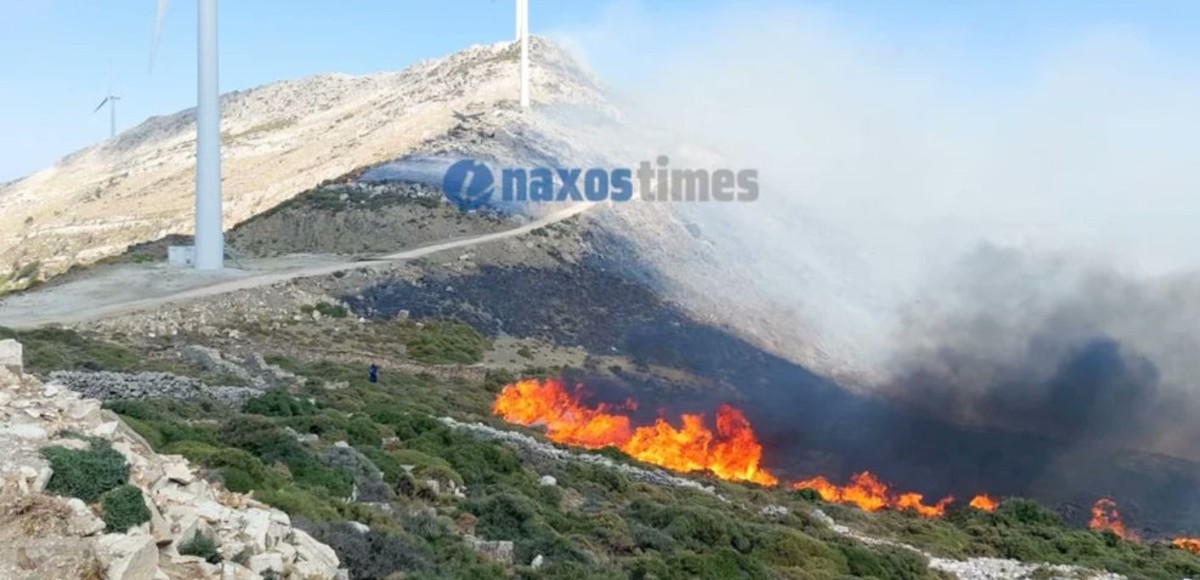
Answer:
886;245;1200;459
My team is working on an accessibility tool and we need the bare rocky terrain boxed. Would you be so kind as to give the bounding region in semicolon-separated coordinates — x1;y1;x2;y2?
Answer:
0;38;607;287
0;361;343;580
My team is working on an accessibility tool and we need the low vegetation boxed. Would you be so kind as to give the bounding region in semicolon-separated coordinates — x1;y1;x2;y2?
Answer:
0;261;42;295
100;485;152;533
15;329;1200;579
178;532;222;564
41;437;130;503
397;320;491;365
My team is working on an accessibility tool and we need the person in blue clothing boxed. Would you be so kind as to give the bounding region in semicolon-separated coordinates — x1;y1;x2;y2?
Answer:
369;363;380;383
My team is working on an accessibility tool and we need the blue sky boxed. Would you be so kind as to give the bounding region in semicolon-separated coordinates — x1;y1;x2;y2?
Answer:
1;0;1198;181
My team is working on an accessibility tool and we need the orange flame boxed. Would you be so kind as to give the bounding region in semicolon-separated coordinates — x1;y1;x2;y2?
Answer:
969;494;999;512
1090;498;1139;541
791;471;954;518
1173;537;1200;555
492;378;778;485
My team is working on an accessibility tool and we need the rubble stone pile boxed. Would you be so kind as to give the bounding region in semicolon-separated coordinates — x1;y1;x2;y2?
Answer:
0;344;345;579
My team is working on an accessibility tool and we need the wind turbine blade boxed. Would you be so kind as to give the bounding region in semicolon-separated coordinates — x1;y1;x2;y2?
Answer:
93;97;110;113
149;0;170;72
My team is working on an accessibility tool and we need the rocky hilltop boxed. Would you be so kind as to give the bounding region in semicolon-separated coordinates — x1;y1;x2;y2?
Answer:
0;345;343;579
0;38;605;286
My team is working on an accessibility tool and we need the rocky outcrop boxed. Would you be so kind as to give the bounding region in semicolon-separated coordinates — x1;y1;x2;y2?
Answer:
0;350;345;579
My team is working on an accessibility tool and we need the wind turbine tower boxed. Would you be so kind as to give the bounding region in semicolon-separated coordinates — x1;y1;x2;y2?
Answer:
93;92;121;139
518;0;530;109
152;0;224;271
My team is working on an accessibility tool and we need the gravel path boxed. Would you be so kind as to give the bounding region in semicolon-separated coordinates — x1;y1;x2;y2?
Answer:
0;202;595;330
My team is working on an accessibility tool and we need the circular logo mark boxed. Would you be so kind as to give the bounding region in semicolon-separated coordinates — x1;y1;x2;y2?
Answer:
442;159;495;211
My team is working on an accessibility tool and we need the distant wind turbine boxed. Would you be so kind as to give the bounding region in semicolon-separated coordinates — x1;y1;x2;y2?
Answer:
93;71;121;139
150;0;224;271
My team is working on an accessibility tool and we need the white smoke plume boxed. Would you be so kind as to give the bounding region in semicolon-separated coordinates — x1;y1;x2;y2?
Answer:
554;1;1200;457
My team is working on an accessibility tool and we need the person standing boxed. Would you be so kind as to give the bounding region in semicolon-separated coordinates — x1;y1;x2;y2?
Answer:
369;363;380;384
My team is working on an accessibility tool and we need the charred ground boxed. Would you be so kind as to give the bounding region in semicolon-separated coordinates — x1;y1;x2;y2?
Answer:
342;248;1200;536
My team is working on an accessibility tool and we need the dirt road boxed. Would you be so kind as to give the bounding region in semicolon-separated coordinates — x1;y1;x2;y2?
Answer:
0;202;595;330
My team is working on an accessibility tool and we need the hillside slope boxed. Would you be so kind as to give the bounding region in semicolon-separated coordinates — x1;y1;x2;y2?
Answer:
0;38;606;284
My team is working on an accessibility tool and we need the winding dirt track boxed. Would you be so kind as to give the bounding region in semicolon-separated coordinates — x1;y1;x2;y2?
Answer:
0;202;595;330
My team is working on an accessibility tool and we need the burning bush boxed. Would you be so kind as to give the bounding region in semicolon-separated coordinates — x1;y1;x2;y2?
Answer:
492;378;777;485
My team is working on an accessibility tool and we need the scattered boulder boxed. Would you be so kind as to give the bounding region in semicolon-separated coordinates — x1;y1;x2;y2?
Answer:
248;551;285;575
464;535;514;566
162;461;193;485
0;340;22;374
65;498;106;537
97;533;160;580
539;475;557;487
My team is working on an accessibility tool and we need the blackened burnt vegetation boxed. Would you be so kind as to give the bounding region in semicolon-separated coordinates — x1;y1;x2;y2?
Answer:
344;263;1200;532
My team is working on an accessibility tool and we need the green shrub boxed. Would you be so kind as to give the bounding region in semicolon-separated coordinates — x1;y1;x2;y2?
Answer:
315;302;349;318
283;412;381;448
995;499;1062;527
219;416;353;497
243;390;317;417
255;487;339;521
121;416;165;448
835;542;931;580
100;485;151;532
18;328;145;373
663;548;771;579
42;439;129;502
165;442;286;493
179;532;222;564
753;529;843;570
405;321;491;365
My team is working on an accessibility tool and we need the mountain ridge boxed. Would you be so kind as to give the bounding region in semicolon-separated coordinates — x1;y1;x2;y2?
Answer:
0;38;603;283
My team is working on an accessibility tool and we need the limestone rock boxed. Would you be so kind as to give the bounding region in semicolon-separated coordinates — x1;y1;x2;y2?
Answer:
539;475;557;487
0;361;345;580
144;493;173;545
248;552;284;575
2;423;47;441
97;533;160;580
90;421;120;438
220;561;260;580
293;528;341;571
65;498;106;537
0;339;22;373
239;508;272;550
465;535;515;566
162;461;193;484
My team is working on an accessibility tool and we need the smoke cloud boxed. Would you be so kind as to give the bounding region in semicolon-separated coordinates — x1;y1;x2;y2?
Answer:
557;2;1200;459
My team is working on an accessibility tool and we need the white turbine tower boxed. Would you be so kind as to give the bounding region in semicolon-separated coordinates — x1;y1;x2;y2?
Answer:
151;0;224;271
93;73;121;139
517;0;530;109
